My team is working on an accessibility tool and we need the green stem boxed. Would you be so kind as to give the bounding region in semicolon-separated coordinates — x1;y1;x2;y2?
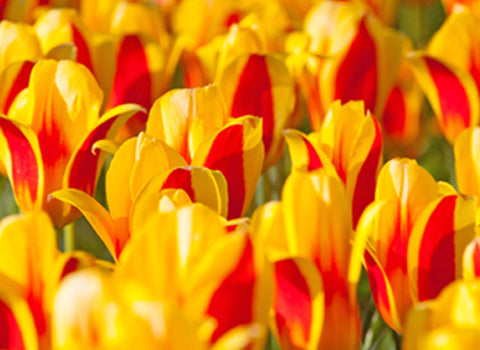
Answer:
63;222;76;252
393;330;402;350
263;171;272;203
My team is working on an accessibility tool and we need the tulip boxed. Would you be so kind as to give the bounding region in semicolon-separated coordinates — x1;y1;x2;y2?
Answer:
0;211;104;349
381;39;425;155
52;131;229;260
403;279;480;350
0;21;42;74
408;52;479;143
32;6;178;141
354;158;476;332
116;203;272;346
0;59;143;227
103;1;179;139
252;170;361;349
0;21;41;116
428;5;480;90
284;100;383;227
34;9;95;71
146;84;264;219
217;52;296;168
54;268;266;350
296;1;405;129
171;0;247;87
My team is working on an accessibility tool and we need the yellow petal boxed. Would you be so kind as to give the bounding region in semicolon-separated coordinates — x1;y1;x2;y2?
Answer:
50;189;119;261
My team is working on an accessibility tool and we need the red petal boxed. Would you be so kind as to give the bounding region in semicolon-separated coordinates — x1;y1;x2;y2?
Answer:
416;195;457;301
351;117;382;227
3;61;34;114
161;167;196;201
0;118;39;206
425;57;471;129
0;299;24;350
383;86;406;137
335;18;377;113
71;23;93;72
274;259;313;345
231;55;274;155
108;35;152;110
206;237;255;342
203;124;246;219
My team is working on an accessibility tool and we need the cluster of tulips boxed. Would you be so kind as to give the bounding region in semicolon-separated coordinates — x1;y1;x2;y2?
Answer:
2;0;480;349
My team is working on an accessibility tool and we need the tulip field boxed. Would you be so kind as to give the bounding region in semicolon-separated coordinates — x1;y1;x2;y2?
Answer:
1;0;480;349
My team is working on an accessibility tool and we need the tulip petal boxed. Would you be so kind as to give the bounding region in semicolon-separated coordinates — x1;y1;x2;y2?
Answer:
0;21;42;73
146;85;228;164
211;324;265;350
408;195;476;302
131;166;228;229
0;60;34;115
332;18;378;112
105;137;137;241
251;201;289;261
50;188;119;261
271;257;324;350
0;274;38;350
107;35;153;110
218;54;295;167
463;237;480;280
283;129;336;174
365;249;403;333
349;114;383;227
454;127;480;197
428;5;480;90
408;53;479;142
0;117;43;211
67;103;145;190
129;133;188;200
192;116;264;219
205;236;256;342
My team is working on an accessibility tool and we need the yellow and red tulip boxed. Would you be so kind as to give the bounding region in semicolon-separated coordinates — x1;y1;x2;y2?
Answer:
0;210;105;349
403;279;480;350
428;5;480;90
408;52;480;143
300;1;405;129
54;267;266;350
0;211;57;348
0;21;41;118
0;59;143;227
407;194;476;302
381;40;425;155
102;1;179;140
34;8;94;70
354;158;439;332
0;21;42;74
53;269;207;350
217;52;296;168
284;100;383;227
52;130;229;260
252;170;361;349
117;203;272;346
355;158;476;332
146;85;264;219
